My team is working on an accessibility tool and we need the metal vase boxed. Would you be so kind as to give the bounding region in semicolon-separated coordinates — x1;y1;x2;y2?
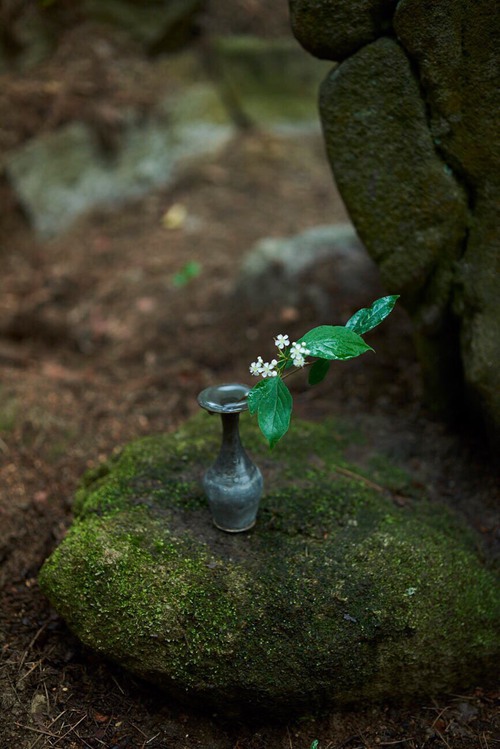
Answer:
197;383;263;532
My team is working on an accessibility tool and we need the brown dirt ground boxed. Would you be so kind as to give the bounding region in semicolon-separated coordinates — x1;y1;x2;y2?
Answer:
0;2;499;748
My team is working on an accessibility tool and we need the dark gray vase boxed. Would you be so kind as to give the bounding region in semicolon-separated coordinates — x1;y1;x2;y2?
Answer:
197;383;263;532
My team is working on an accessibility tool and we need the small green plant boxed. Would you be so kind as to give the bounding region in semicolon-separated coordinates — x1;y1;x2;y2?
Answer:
171;260;201;288
247;295;398;447
310;742;319;749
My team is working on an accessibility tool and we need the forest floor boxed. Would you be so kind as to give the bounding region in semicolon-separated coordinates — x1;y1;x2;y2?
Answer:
0;2;498;747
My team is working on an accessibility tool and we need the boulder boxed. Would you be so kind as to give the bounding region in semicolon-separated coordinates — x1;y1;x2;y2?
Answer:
318;38;469;411
4;52;233;238
289;0;397;61
39;415;499;717
235;223;379;316
209;36;332;132
290;0;500;443
393;0;500;443
4;38;330;238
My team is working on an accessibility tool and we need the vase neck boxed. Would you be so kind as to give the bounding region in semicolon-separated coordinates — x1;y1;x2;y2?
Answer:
219;412;242;452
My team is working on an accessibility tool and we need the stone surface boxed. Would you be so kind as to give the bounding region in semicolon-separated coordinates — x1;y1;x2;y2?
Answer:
319;38;469;407
210;36;332;132
235;223;379;316
290;0;500;441
5;74;232;238
5;38;329;238
393;0;500;442
289;0;397;61
39;415;499;717
394;0;498;185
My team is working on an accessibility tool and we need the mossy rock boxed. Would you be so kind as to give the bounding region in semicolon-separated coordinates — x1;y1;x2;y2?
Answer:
291;0;500;442
39;414;499;717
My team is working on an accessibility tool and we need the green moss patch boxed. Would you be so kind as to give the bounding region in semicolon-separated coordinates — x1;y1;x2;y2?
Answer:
39;415;499;716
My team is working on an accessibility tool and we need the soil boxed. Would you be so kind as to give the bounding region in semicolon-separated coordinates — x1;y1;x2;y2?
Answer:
0;2;498;748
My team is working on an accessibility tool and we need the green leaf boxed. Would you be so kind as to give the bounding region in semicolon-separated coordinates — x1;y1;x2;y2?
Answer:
253;377;292;448
171;261;201;288
308;358;331;385
299;325;373;360
345;295;399;335
247;379;268;415
310;742;319;749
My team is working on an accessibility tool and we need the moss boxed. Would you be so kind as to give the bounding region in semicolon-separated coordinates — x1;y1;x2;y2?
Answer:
39;414;500;716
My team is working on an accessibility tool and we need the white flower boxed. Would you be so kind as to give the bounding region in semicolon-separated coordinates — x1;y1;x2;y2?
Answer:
291;341;310;356
290;342;310;367
261;359;278;377
291;353;306;368
274;333;290;350
249;356;264;376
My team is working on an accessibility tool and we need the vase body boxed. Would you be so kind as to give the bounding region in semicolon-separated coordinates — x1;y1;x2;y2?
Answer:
198;383;263;532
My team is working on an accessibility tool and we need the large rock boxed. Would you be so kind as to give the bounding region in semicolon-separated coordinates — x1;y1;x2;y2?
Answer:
318;38;469;410
4;38;329;238
289;0;397;61
39;415;499;717
290;0;500;443
235;223;379;316
393;0;500;443
210;36;332;132
4;52;233;238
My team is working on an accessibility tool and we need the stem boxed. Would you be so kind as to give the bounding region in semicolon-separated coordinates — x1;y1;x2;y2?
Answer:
281;360;313;381
241;360;314;400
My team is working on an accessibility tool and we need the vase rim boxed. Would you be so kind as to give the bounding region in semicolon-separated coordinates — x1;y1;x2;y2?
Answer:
197;383;250;414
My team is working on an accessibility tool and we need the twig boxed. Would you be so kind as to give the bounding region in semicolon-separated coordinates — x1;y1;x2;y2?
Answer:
110;673;125;694
91;738;107;747
28;711;67;749
72;732;94;749
433;728;452;749
15;723;59;739
51;713;87;747
431;705;450;728
143;733;161;747
48;710;67;726
281;360;313;381
480;732;490;749
18;620;50;673
17;659;42;684
131;722;149;739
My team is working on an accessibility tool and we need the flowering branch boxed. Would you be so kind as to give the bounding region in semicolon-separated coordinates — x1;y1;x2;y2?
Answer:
246;295;399;448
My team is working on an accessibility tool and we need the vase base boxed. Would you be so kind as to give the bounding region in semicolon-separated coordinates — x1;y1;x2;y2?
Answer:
213;519;256;533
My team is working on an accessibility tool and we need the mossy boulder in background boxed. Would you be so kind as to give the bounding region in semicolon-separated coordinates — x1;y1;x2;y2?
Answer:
4;36;329;238
209;36;332;131
290;0;500;445
39;415;499;717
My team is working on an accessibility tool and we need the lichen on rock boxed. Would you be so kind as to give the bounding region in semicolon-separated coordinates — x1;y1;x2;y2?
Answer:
39;415;499;716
